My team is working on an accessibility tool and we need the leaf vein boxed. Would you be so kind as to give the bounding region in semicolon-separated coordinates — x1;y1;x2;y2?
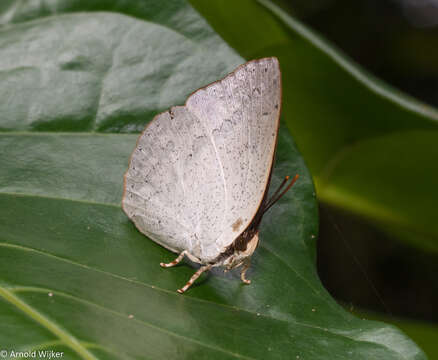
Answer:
10;286;255;360
0;287;97;360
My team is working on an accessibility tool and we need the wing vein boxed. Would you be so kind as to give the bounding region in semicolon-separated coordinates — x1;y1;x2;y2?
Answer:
188;107;228;249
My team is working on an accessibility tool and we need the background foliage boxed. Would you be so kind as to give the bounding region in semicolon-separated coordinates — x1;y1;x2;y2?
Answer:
0;0;436;359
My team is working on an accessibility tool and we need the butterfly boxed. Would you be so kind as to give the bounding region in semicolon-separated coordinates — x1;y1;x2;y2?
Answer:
123;57;298;293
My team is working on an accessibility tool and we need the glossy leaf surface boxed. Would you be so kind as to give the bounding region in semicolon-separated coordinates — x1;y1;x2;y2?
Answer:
0;1;425;359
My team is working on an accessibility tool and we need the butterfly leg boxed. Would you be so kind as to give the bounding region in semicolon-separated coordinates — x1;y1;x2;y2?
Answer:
177;264;212;294
240;259;252;284
160;251;187;268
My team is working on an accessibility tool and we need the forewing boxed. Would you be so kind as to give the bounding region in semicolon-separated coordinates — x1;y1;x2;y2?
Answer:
186;57;281;257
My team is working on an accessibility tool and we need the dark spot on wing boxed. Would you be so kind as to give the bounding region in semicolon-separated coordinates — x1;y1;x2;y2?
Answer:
232;217;243;232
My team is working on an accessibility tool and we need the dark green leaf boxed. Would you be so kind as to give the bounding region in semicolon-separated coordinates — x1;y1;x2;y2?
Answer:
0;1;425;359
351;308;438;360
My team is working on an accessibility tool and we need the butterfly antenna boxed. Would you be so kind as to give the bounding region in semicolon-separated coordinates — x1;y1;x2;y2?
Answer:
266;175;290;205
263;174;299;214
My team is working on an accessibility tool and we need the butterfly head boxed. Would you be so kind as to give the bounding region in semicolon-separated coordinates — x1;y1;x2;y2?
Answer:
223;231;259;270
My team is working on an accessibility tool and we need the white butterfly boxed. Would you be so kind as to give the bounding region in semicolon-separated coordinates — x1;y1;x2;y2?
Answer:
123;57;298;293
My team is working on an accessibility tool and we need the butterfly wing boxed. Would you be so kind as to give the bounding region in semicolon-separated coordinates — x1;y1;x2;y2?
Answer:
123;57;281;263
186;57;281;258
123;106;227;262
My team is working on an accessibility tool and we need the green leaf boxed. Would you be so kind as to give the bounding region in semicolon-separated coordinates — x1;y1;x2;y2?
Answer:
189;0;438;253
0;1;425;359
351;308;438;360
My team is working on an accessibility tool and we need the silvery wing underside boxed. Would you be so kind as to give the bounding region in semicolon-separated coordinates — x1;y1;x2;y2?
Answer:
122;57;281;264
